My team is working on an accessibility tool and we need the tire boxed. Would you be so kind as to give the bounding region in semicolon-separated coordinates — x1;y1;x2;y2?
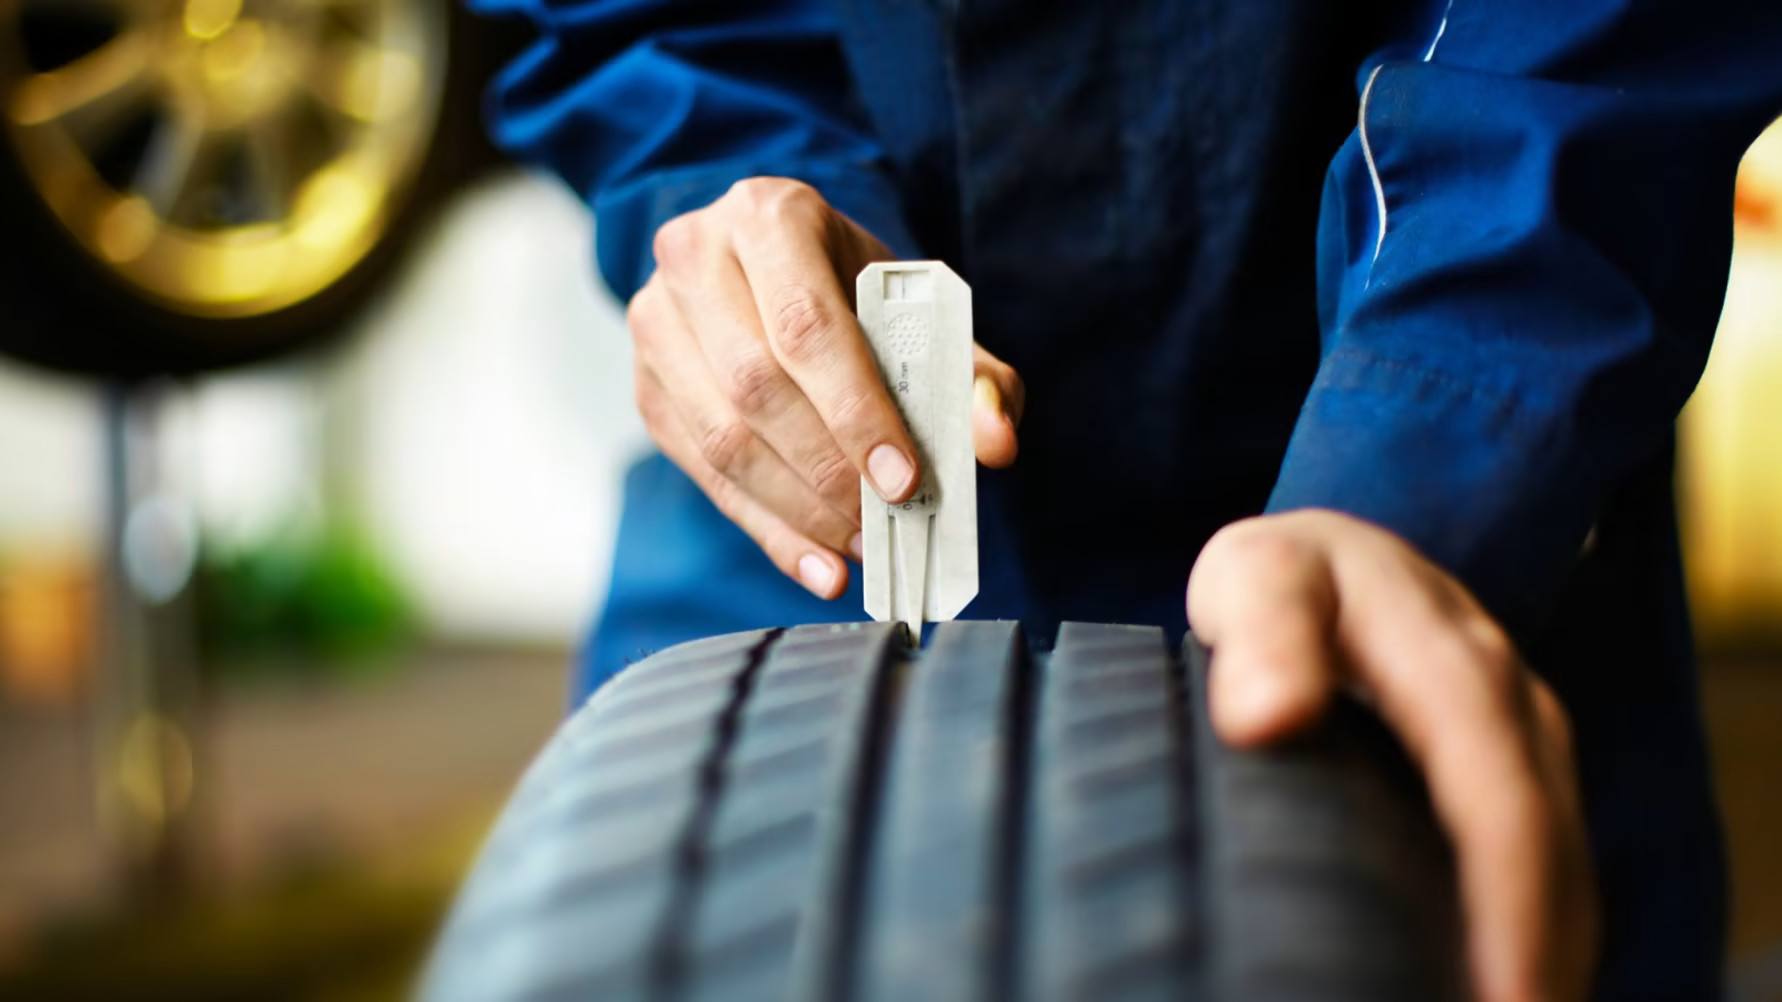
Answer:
0;0;513;378
424;622;1464;1002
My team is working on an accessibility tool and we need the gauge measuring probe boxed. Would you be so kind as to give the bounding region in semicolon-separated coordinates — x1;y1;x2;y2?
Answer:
856;261;978;641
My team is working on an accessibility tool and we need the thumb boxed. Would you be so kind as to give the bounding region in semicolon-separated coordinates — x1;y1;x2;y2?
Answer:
972;345;1023;468
1187;523;1341;746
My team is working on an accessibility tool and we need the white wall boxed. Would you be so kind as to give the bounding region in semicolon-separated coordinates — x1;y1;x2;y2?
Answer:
0;170;648;647
334;171;647;644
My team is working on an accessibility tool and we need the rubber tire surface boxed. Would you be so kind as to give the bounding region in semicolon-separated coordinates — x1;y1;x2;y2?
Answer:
425;622;1463;1002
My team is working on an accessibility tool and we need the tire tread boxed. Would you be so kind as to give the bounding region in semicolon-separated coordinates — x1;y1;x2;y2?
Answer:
424;623;1462;1002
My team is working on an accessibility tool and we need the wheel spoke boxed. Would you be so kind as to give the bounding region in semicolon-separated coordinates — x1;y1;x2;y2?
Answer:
133;105;209;217
242;107;296;219
9;29;156;139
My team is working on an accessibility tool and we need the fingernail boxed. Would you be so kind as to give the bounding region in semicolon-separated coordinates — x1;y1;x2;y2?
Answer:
974;374;1001;415
848;533;864;560
867;444;915;499
798;554;838;596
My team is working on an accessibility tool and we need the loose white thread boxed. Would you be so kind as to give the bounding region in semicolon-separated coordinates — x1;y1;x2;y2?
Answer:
1358;64;1388;269
1422;0;1455;62
1361;2;1455;279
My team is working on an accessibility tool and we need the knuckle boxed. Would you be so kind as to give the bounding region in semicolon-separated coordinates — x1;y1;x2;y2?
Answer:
634;381;676;450
1462;630;1524;707
632;374;657;422
1531;681;1576;749
645;424;674;456
980;353;1016;384
650;212;704;274
640;410;674;454
1479;649;1521;697
725;176;774;206
1467;616;1518;669
771;286;842;363
723;350;790;417
703;465;740;509
807;450;858;501
625;286;662;349
1213;521;1314;579
731;176;820;223
695;415;755;477
823;381;877;433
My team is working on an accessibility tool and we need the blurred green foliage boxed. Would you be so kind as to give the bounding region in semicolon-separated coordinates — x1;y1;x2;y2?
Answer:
195;530;414;680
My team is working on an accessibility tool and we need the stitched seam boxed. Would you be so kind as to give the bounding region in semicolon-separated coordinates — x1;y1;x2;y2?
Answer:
1317;348;1543;433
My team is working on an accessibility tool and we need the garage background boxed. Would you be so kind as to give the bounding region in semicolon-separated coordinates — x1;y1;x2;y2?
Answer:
0;2;1778;998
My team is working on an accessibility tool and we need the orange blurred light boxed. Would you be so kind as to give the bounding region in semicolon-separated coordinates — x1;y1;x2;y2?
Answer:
0;557;97;709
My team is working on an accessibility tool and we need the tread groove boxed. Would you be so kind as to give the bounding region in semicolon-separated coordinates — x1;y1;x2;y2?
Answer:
426;624;1463;1002
652;627;786;1000
855;620;1025;1002
803;624;908;1002
996;624;1038;1002
677;623;904;1002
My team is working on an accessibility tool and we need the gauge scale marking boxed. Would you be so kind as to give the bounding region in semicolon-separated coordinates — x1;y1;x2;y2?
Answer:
857;261;978;639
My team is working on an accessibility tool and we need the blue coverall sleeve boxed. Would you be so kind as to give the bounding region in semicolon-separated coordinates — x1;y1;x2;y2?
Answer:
1268;2;1782;636
465;0;921;301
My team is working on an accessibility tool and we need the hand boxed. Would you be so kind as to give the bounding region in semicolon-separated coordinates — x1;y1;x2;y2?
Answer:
1187;509;1598;1002
629;178;1024;598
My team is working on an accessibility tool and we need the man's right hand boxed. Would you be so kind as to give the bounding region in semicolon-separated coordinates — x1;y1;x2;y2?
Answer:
629;178;1024;600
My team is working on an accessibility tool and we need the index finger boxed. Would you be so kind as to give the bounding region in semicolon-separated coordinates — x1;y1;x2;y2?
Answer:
727;186;920;504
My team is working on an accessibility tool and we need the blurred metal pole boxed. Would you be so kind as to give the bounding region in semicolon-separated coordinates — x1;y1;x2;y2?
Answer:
93;381;202;899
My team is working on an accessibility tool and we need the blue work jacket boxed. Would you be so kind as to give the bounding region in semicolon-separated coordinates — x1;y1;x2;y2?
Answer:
472;1;1782;996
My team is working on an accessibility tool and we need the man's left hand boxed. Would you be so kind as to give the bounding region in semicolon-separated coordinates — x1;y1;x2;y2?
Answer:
1187;509;1598;1002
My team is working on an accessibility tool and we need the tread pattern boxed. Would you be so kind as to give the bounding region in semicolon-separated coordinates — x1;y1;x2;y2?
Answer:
857;621;1026;1002
675;623;902;1002
1024;623;1196;1002
425;623;1462;1002
426;629;776;1001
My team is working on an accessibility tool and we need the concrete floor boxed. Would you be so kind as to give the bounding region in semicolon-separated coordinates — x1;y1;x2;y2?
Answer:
0;649;568;964
0;650;1777;989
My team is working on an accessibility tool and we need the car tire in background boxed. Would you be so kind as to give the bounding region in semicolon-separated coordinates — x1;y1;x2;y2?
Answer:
424;621;1466;1002
0;0;513;378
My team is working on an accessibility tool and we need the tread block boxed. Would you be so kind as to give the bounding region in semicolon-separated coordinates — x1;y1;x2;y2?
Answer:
426;623;1462;1002
1024;622;1196;1002
857;620;1025;1002
422;627;781;1002
673;622;903;1002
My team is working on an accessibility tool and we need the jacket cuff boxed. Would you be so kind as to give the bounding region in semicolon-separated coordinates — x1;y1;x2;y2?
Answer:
1265;345;1603;640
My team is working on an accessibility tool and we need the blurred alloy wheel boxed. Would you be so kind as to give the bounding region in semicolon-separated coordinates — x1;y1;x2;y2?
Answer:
0;0;469;376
